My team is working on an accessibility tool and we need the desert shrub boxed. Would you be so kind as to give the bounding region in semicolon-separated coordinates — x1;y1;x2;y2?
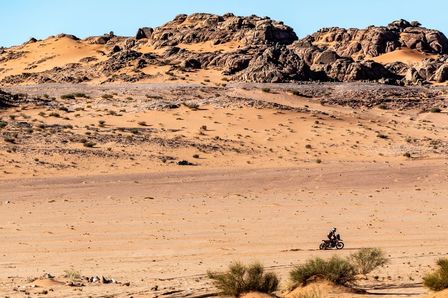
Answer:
423;258;448;291
207;262;279;296
72;93;88;98
83;141;96;148
183;102;200;110
102;94;114;99
430;107;442;113
290;256;356;286
378;104;388;110
262;87;271;93
349;248;389;275
3;136;15;143
61;92;88;100
64;269;82;282
48;112;60;118
61;94;76;100
0;121;7;128
377;133;388;139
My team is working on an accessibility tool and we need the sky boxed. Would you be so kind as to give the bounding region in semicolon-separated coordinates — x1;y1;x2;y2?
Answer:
1;0;448;47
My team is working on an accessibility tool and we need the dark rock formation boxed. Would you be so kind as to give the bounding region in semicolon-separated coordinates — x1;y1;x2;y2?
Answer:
304;20;448;60
136;27;153;40
232;45;309;83
3;14;448;85
148;13;298;48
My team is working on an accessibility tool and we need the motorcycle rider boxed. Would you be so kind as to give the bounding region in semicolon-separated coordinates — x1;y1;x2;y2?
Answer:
327;227;338;246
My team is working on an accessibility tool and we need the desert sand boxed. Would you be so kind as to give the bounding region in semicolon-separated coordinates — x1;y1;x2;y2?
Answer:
0;83;447;297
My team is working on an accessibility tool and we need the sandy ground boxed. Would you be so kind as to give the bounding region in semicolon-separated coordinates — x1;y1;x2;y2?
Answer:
0;162;447;297
0;83;447;297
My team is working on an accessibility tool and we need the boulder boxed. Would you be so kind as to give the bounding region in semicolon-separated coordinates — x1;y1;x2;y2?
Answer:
232;45;309;83
434;63;448;82
136;27;153;40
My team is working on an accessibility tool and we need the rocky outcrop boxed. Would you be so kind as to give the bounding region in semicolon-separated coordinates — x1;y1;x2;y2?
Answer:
304;19;448;60
147;13;298;48
3;14;448;85
0;90;20;108
232;45;309;83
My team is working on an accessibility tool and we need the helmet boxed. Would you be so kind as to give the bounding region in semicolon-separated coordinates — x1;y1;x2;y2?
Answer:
331;227;336;232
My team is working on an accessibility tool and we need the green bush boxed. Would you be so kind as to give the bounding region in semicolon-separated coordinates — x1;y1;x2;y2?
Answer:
424;258;448;291
350;248;389;275
64;269;82;282
290;256;356;286
61;93;88;100
262;88;271;93
207;262;279;296
102;94;114;99
430;107;442;113
0;121;7;128
61;94;76;100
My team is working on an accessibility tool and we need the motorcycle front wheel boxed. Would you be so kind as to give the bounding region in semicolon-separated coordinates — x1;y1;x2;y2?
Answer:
336;242;344;249
319;242;326;250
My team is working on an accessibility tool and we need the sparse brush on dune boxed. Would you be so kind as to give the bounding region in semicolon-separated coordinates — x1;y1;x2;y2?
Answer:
350;248;389;275
207;262;279;297
289;249;389;290
289;256;356;287
424;258;448;291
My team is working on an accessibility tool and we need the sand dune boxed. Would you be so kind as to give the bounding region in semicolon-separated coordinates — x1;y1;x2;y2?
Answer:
372;48;438;65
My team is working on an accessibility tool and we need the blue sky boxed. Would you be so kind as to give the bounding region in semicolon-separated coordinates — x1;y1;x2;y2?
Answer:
1;0;448;47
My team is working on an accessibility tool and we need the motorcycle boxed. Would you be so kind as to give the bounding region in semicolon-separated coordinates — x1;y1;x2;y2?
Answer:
319;234;344;250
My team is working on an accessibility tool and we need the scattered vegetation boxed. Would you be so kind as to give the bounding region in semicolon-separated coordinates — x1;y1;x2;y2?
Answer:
102;94;114;100
430;107;442;113
262;87;271;93
61;94;76;100
350;248;389;275
61;93;88;100
423;258;448;291
0;121;7;129
64;269;82;282
207;262;279;296
183;101;200;110
83;141;96;148
3;136;16;144
376;133;388;139
290;256;356;287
